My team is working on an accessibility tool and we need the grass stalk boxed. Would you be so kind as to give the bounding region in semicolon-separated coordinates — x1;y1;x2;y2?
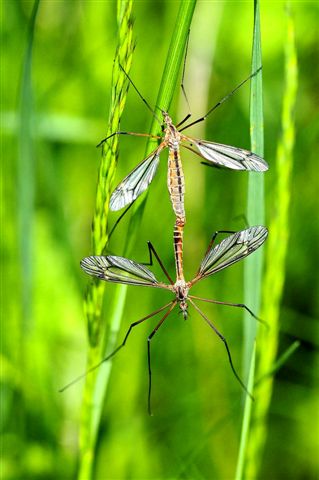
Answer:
78;2;134;478
235;1;264;478
18;0;40;336
245;7;298;478
78;1;196;478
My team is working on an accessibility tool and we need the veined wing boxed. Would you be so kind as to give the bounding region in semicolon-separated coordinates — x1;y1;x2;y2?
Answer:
182;136;268;172
194;226;268;282
80;255;168;288
110;145;164;211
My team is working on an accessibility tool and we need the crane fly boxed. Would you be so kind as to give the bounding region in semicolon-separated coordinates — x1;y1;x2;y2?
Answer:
101;66;268;281
62;225;268;414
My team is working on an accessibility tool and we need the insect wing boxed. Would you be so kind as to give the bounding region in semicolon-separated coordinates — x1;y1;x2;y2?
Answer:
80;255;162;287
110;146;163;211
183;137;268;172
197;226;268;279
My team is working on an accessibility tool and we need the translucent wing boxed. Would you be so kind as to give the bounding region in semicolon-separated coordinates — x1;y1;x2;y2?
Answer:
80;255;168;288
182;136;268;172
110;145;164;211
195;226;268;281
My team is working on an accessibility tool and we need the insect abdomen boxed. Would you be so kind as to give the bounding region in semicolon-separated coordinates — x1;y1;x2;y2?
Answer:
167;147;186;221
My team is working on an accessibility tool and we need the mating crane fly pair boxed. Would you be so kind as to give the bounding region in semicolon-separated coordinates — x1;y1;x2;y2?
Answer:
100;65;268;285
66;63;269;413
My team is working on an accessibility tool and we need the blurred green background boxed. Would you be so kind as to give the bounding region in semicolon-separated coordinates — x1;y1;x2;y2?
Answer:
2;1;318;479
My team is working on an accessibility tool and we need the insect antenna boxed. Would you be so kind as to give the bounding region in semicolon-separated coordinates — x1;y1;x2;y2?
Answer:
119;64;162;126
59;301;174;393
189;298;254;400
179;66;262;132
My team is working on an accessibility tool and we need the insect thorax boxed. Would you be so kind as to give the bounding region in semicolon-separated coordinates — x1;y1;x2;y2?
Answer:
162;113;181;147
173;280;189;302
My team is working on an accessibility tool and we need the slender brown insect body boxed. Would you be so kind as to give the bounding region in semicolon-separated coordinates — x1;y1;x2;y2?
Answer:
163;111;187;282
108;107;268;281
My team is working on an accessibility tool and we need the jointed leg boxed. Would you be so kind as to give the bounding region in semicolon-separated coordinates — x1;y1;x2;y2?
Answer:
176;29;192;128
119;64;162;126
147;301;177;415
140;241;173;285
59;301;174;393
189;298;253;400
97;131;160;148
107;202;135;243
179;67;262;132
189;295;267;327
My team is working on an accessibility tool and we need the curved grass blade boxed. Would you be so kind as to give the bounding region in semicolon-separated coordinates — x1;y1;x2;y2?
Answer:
244;8;298;478
78;2;134;479
236;1;264;478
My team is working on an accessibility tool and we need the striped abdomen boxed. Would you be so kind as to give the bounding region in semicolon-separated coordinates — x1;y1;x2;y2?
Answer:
167;146;186;223
173;220;185;281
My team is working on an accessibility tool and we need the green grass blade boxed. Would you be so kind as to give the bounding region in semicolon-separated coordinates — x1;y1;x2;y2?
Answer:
243;0;265;378
18;0;40;332
78;2;134;479
255;340;300;386
235;1;264;478
235;342;256;480
245;7;298;478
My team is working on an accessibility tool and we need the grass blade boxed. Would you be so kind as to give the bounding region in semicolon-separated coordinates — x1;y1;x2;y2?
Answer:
243;0;265;379
235;1;264;478
245;7;298;478
78;2;134;478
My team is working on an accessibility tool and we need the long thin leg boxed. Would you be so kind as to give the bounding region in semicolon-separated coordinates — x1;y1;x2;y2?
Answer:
203;230;236;257
140;241;174;285
189;298;253;400
176;29;192;128
179;67;262;132
119;64;162;125
232;213;250;229
147;301;177;415
191;230;238;281
59;301;174;393
96;131;161;148
188;295;267;327
107;202;135;244
192;230;236;278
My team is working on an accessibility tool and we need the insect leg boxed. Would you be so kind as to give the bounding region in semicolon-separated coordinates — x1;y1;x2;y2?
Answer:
119;64;162;125
196;230;237;272
96;131;160;148
107;202;135;244
176;29;192;128
147;301;177;415
139;241;174;285
59;302;174;393
189;298;253;400
188;295;267;328
179;67;262;132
